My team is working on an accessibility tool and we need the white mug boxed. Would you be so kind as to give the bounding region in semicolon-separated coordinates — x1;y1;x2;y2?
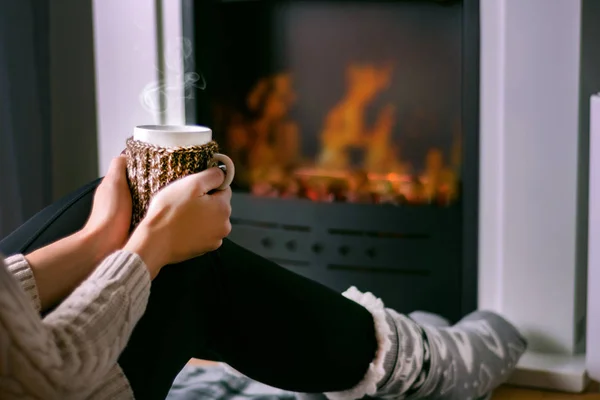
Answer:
133;125;235;190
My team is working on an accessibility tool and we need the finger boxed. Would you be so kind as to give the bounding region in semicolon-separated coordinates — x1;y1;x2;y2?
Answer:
211;189;232;219
191;167;227;195
103;156;126;180
209;239;224;252
210;186;232;202
219;219;232;239
106;155;128;182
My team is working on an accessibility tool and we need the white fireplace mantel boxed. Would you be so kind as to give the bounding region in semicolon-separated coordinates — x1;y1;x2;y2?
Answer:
479;0;588;391
93;0;591;392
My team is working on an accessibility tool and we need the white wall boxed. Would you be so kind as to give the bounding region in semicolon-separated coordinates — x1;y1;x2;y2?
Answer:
162;0;186;126
92;0;187;173
584;0;600;381
92;0;159;174
479;0;584;354
587;94;600;381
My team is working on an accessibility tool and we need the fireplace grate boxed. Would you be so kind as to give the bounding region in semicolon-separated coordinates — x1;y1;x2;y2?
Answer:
228;192;461;317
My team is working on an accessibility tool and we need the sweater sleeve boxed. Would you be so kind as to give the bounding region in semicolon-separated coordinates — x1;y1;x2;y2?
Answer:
0;250;151;399
4;253;42;312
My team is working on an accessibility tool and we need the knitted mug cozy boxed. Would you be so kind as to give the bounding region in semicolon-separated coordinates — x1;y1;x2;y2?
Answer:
125;137;220;227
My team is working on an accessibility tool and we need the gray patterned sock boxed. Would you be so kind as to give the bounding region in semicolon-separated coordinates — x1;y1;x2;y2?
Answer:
376;311;460;395
393;310;451;396
375;311;425;396
329;288;527;400
408;311;451;328
378;309;527;400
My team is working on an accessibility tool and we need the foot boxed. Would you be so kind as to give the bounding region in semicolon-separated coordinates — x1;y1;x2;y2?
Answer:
381;309;527;400
333;288;527;400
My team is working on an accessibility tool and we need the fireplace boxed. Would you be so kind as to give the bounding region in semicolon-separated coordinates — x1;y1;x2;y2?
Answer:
182;0;479;321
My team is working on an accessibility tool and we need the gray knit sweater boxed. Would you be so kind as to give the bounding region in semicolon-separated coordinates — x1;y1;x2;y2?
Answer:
0;251;151;399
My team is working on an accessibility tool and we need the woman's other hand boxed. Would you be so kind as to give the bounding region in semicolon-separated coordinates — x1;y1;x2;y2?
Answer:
124;168;232;278
81;156;132;261
26;156;133;310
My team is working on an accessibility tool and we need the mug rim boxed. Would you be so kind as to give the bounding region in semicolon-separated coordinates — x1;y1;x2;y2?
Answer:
135;125;211;133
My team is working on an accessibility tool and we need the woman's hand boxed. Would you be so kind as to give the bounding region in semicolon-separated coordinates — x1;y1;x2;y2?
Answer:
124;168;232;278
81;156;132;261
25;156;133;311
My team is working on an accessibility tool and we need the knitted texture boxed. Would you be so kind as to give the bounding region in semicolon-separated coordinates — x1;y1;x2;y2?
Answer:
125;137;219;227
0;251;151;399
5;254;41;312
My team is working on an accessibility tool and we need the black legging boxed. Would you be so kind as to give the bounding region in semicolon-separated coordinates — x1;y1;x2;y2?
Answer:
0;179;377;400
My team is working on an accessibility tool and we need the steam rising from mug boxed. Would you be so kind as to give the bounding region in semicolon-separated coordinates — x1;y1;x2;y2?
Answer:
139;37;206;122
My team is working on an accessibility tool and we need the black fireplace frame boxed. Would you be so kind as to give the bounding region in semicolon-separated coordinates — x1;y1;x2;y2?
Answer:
181;0;480;320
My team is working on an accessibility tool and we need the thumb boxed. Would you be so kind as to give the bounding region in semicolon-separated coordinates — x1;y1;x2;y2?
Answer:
105;155;128;183
190;167;226;195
